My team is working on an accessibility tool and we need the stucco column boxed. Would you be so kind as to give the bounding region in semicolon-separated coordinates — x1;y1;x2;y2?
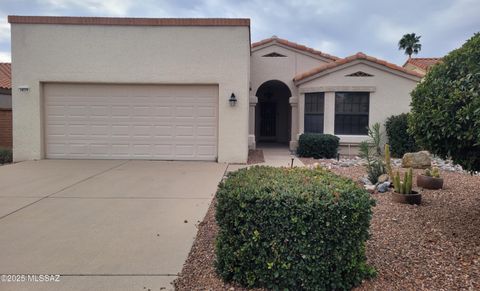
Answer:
297;93;305;141
324;91;335;134
248;96;258;149
289;96;298;150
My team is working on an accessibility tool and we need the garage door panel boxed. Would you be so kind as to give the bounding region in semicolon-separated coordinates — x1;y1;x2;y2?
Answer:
44;83;218;160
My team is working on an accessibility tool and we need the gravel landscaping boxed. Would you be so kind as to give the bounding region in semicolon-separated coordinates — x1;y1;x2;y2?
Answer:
174;162;480;290
247;149;265;165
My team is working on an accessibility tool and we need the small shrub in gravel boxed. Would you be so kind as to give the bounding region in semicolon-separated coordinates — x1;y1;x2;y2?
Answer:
215;166;376;290
0;148;12;164
297;133;340;159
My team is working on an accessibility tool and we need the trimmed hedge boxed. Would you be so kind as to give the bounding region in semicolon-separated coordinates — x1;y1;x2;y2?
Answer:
385;113;419;157
215;166;376;290
0;148;12;164
297;133;340;159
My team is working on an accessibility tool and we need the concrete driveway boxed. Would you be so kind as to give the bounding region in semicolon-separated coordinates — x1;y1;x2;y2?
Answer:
0;160;227;291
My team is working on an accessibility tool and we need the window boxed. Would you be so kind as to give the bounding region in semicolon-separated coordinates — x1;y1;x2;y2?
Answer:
304;92;325;133
335;92;369;135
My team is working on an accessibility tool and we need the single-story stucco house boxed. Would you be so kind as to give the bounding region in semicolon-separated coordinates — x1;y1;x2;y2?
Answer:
9;15;422;163
0;62;12;149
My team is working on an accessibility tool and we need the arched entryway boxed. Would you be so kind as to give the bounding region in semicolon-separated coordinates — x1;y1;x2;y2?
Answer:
255;80;292;144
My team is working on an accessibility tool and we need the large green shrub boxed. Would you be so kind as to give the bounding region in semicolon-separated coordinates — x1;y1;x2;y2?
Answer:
215;166;376;290
385;113;419;157
297;133;340;159
0;148;12;164
409;33;480;172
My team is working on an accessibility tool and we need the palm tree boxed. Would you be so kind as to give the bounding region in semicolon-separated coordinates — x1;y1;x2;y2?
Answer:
398;33;422;58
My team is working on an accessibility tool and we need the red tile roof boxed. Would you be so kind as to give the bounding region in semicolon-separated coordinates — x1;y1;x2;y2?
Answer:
294;52;423;83
252;36;339;61
0;63;11;90
403;57;442;71
8;15;250;27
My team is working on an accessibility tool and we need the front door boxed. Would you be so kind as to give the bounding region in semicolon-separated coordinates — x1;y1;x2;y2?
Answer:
260;102;276;139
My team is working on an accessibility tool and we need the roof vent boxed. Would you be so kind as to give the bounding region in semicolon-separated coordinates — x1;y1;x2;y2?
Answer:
262;52;287;57
346;71;374;77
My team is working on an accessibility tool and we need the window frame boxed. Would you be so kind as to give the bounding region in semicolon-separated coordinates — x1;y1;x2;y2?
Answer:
304;92;325;134
334;92;370;135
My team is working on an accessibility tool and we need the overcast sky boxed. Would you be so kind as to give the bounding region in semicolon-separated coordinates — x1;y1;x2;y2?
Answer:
0;0;479;65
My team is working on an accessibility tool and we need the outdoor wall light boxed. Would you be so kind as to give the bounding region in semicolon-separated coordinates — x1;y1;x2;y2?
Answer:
18;85;30;92
229;93;237;106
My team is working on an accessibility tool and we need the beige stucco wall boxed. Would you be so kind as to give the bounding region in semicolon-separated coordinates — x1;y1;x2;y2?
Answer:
297;61;420;147
250;43;332;148
11;23;250;163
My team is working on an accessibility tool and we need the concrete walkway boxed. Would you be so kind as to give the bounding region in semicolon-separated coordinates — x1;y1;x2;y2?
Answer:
226;144;304;173
260;144;305;167
0;160;227;291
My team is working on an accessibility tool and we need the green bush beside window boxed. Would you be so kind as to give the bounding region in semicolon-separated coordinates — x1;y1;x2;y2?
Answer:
385;113;418;158
297;133;340;159
215;166;376;290
0;148;12;164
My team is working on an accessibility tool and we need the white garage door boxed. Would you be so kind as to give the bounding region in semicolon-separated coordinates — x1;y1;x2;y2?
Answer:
44;83;218;160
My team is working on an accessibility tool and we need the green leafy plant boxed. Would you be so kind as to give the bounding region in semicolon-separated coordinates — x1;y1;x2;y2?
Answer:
409;33;480;172
385;113;419;157
393;168;413;194
368;122;382;156
297;133;340;159
0;148;12;164
359;123;386;184
215;166;376;290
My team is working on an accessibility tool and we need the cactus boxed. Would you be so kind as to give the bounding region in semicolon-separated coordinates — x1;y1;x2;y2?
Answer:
393;171;401;193
424;168;432;177
406;168;413;194
393;168;413;194
432;167;440;178
384;144;393;178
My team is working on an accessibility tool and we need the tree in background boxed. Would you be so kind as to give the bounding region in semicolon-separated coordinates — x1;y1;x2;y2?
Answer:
409;33;480;172
398;33;422;58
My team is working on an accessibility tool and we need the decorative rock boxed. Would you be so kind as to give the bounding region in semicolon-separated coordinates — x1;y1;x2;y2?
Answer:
378;174;389;183
364;184;376;193
402;151;432;169
377;182;391;193
359;176;372;185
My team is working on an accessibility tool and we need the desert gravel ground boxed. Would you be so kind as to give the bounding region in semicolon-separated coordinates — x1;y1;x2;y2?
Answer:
174;162;480;291
247;149;265;165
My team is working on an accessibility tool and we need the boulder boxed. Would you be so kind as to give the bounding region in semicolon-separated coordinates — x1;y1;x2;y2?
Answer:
364;185;376;193
376;182;391;193
377;174;389;183
359;176;372;185
402;151;432;169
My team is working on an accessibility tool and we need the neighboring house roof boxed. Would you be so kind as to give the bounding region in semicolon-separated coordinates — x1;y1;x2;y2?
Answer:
294;52;423;83
0;63;11;90
252;36;339;61
8;15;250;27
403;57;442;71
